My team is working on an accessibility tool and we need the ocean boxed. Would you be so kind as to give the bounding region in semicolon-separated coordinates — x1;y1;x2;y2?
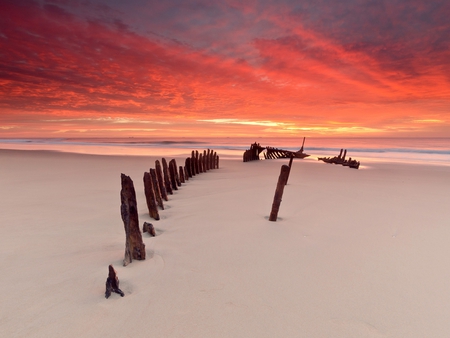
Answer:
0;137;449;166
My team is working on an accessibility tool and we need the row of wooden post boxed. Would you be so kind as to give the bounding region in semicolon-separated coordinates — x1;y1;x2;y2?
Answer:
120;149;219;266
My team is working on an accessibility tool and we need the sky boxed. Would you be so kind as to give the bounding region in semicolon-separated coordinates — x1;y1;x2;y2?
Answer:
1;0;449;139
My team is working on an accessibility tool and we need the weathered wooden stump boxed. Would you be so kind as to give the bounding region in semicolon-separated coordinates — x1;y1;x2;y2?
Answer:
105;265;124;298
143;172;160;220
195;150;200;174
121;173;145;266
199;153;204;173
172;159;181;186
179;166;185;183
190;151;196;176
168;159;178;190
162;158;173;195
183;166;189;181
155;160;168;201
150;168;164;210
269;165;290;222
142;222;156;237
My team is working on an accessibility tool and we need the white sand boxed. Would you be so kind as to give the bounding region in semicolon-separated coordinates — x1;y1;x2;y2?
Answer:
1;149;450;337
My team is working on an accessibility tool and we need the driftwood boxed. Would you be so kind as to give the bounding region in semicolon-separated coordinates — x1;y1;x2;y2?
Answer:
150;168;164;210
105;265;124;298
162;158;173;195
142;222;156;237
269;165;290;222
155;160;168;201
121;173;145;266
143;172;160;220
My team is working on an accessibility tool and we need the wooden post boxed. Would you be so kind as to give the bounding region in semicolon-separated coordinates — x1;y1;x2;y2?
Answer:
195;150;200;174
162;158;173;195
199;153;204;173
172;159;181;186
168;159;178;190
121;173;145;265
179;166;185;183
191;151;196;176
185;157;192;178
150;168;164;210
209;149;214;169
155;160;168;201
269;165;290;222
206;149;211;170
143;172;160;220
184;166;189;181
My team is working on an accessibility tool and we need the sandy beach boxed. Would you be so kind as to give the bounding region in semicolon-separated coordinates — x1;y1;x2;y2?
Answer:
1;149;450;337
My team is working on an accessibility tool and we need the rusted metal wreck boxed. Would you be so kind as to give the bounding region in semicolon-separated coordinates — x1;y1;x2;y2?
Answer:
243;137;310;162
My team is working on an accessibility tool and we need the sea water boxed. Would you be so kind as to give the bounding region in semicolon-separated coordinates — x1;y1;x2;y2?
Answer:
0;137;449;166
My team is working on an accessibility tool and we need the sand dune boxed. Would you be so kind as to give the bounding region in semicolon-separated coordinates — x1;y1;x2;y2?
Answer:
1;149;450;337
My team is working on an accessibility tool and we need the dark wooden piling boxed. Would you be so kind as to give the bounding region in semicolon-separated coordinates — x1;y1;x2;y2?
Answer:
168;159;178;191
199;153;204;173
184;166;189;181
269;165;290;222
150;168;164;210
191;151;196;176
195;150;200;174
185;157;192;178
120;173;145;265
179;166;185;183
143;172;160;220
155;160;168;201
162;158;173;195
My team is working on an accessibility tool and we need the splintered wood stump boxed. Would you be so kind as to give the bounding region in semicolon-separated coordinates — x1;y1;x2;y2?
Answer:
150;168;164;210
121;173;145;266
162;158;173;195
155;160;168;201
143;172;160;220
269;165;290;222
105;265;124;298
143;221;156;237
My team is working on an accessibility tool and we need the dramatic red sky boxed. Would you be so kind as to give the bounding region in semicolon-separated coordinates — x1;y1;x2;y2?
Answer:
1;0;449;138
